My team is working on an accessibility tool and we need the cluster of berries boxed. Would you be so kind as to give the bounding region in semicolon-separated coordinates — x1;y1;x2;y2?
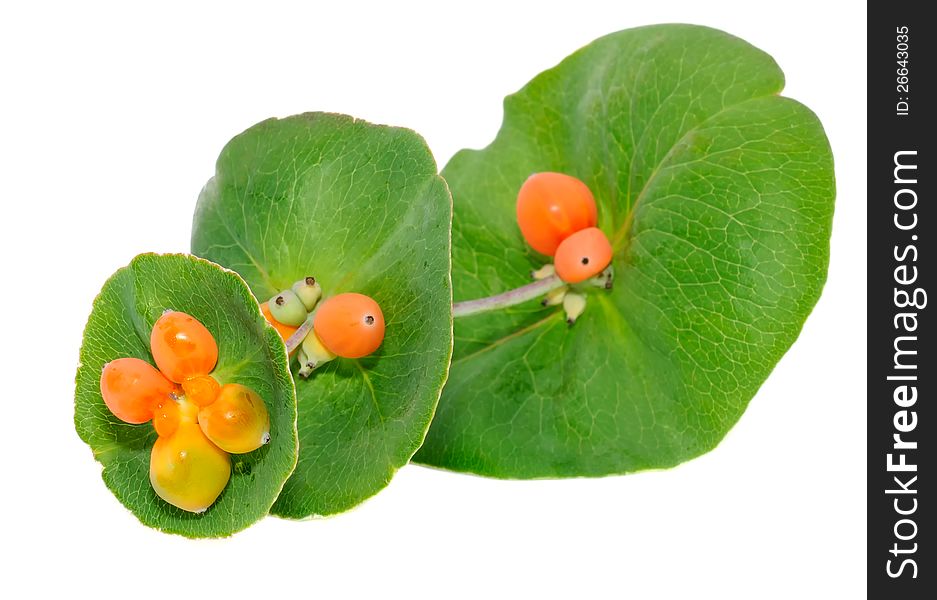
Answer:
100;312;269;513
260;277;385;377
516;172;614;323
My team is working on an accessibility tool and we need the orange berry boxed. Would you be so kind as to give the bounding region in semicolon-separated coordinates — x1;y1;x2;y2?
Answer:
100;358;176;424
260;301;299;343
181;374;221;407
516;172;597;256
313;293;385;359
152;398;181;437
554;227;613;284
153;396;198;438
198;383;270;454
150;311;218;383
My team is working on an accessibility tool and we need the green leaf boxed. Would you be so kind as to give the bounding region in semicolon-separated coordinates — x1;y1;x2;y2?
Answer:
415;24;835;477
74;253;298;537
191;113;452;518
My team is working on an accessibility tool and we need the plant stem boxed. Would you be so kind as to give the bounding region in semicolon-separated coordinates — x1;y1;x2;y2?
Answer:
284;275;565;343
285;312;315;354
452;274;565;318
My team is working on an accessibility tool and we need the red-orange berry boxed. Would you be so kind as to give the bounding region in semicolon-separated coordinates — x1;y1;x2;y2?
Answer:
554;227;613;284
150;311;218;383
516;172;597;256
100;358;176;424
313;293;385;359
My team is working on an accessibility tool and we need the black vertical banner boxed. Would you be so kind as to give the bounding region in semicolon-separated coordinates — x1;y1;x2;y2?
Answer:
868;2;932;596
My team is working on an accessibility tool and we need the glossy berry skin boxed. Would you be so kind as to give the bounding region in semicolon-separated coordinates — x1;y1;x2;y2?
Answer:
260;301;299;342
152;396;198;445
150;311;219;383
313;293;385;359
100;358;176;424
516;172;597;256
181;374;221;407
554;227;613;284
198;383;270;454
151;398;182;437
149;422;231;513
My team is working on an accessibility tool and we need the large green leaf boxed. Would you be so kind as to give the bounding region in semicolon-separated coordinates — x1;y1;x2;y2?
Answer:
75;253;298;537
192;113;452;518
415;24;835;477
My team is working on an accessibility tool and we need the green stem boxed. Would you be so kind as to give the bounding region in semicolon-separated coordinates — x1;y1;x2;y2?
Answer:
452;274;565;318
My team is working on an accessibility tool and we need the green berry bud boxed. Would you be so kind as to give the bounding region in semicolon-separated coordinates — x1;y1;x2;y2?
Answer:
268;289;308;327
291;276;322;311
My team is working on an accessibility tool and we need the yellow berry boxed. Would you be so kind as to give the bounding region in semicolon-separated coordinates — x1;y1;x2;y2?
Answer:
149;422;231;513
198;383;270;454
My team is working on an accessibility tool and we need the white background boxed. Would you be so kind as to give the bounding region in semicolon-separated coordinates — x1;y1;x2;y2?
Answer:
0;1;866;597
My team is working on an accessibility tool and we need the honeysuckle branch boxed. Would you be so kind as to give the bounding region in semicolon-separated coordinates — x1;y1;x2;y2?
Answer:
284;269;605;343
452;274;566;318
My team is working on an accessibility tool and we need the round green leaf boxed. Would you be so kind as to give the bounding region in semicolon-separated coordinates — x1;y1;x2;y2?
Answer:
415;24;835;477
191;113;452;518
75;253;298;537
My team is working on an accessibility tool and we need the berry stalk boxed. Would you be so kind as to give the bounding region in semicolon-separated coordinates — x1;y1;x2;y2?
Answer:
452;274;566;318
285;312;315;354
